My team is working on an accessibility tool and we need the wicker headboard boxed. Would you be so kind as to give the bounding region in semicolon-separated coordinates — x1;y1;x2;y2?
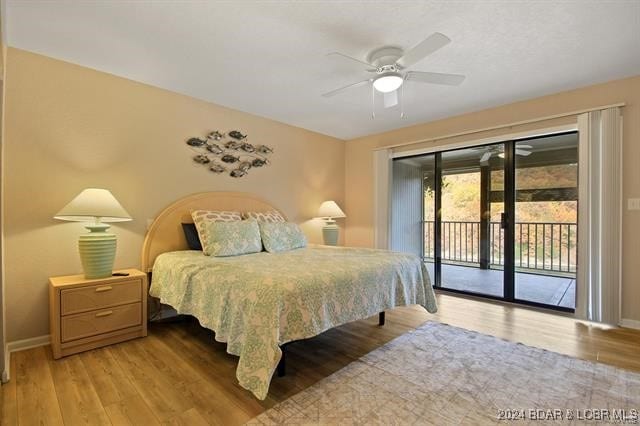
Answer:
140;191;287;272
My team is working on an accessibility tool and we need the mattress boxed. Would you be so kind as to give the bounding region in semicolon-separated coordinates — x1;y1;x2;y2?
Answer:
150;245;437;399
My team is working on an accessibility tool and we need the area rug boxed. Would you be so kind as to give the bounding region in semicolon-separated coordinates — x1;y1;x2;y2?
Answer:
248;322;640;425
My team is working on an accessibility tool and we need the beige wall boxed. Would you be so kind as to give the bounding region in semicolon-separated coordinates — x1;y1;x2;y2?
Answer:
345;75;640;322
4;46;640;341
4;48;345;342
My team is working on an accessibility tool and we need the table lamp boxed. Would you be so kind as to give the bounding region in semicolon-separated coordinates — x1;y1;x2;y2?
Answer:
318;200;346;246
54;188;132;279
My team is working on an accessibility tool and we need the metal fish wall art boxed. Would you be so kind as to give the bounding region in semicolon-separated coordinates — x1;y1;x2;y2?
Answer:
209;163;226;174
206;144;224;154
221;154;239;163
193;154;210;164
228;130;247;140
187;137;207;147
256;145;273;154
230;169;247;178
238;161;252;172
225;141;241;150
240;143;255;153
185;130;273;178
251;158;268;167
208;131;225;141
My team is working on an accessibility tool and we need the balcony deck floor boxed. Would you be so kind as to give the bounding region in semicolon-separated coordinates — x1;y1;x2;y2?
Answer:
425;263;575;309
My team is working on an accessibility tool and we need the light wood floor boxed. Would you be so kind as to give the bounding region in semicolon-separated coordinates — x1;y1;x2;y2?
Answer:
2;293;640;425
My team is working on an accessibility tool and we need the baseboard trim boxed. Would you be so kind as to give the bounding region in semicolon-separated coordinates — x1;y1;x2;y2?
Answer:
3;334;51;381
6;334;51;353
620;319;640;330
2;348;8;383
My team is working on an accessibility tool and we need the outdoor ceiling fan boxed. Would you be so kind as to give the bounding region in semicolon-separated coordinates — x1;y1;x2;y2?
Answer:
478;145;533;164
322;32;466;117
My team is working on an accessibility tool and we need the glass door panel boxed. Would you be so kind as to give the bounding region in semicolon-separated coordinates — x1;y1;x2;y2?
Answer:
439;144;505;297
514;133;578;308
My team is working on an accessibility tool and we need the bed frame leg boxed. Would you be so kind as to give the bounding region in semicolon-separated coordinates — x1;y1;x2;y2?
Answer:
379;311;385;326
277;346;286;377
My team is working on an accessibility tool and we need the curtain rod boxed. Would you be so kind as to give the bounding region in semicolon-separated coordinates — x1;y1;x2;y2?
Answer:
372;102;625;151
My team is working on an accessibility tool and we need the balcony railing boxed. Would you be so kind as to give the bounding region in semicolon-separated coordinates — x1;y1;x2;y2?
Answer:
424;220;577;275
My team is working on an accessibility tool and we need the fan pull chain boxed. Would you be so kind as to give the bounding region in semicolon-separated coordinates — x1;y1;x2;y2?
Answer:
371;84;375;119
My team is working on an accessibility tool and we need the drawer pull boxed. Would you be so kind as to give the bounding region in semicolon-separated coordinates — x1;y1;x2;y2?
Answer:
95;286;113;293
95;310;113;318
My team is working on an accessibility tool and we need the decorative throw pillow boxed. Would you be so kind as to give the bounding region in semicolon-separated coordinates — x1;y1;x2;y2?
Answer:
191;210;242;250
242;210;286;223
202;219;262;257
181;223;202;251
259;222;307;253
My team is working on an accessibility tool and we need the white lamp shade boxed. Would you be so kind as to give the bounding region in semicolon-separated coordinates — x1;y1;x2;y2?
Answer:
54;188;132;222
318;201;346;219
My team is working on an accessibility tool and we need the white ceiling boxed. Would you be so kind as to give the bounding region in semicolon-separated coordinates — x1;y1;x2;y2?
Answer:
6;1;640;140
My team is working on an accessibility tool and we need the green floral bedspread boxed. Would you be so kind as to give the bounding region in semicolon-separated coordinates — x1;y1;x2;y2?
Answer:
150;245;437;400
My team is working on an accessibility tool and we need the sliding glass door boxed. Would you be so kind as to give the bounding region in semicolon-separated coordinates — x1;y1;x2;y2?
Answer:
513;133;578;309
438;144;505;298
391;131;578;311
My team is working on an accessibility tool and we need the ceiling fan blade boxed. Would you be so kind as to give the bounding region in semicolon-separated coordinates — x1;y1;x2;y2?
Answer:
396;32;451;68
406;71;466;86
480;152;492;163
327;52;376;72
518;144;533;149
321;79;371;98
383;90;398;108
515;149;532;156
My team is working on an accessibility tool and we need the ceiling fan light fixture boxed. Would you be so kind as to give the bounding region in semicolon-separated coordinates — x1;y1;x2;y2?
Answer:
373;73;403;93
498;152;505;159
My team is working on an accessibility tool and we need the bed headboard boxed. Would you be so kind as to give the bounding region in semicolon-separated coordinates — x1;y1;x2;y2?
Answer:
141;191;287;272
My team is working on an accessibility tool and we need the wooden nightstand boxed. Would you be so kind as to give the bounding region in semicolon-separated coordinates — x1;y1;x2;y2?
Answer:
49;268;147;359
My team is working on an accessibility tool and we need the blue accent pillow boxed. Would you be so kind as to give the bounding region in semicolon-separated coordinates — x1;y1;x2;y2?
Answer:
181;223;202;251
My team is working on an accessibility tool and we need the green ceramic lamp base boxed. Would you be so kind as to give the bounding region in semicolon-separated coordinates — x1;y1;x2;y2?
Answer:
322;219;339;246
79;222;117;279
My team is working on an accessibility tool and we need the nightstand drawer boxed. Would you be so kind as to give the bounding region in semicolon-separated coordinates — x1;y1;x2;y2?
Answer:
61;279;142;315
61;302;142;342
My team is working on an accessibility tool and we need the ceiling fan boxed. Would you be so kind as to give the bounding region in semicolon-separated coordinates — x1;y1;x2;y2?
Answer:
478;145;533;164
322;32;466;116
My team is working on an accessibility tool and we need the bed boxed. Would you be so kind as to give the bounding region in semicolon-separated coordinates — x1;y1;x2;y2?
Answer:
142;191;437;400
